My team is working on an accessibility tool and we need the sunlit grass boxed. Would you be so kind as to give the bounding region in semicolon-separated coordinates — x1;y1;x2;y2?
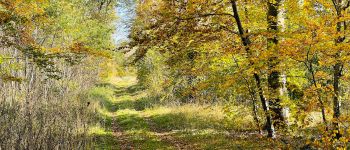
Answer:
88;125;119;150
123;129;173;150
89;126;112;136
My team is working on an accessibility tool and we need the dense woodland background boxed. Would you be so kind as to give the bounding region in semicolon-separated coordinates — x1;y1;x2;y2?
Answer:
1;0;350;149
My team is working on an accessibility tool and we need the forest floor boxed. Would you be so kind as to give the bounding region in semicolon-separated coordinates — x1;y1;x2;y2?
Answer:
88;76;303;150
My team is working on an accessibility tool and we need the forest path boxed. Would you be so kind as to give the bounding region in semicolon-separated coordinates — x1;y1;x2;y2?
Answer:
99;76;185;149
92;76;289;150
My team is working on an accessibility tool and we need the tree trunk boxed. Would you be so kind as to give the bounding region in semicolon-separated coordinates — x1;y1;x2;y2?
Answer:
308;56;328;127
185;51;197;103
254;74;275;138
231;0;275;138
333;62;341;138
267;0;287;128
332;1;346;138
234;57;262;134
251;96;262;134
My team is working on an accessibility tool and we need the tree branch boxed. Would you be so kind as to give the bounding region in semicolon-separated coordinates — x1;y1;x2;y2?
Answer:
176;13;234;20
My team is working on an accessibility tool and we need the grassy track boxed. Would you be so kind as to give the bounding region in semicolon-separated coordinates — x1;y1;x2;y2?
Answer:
88;76;301;150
